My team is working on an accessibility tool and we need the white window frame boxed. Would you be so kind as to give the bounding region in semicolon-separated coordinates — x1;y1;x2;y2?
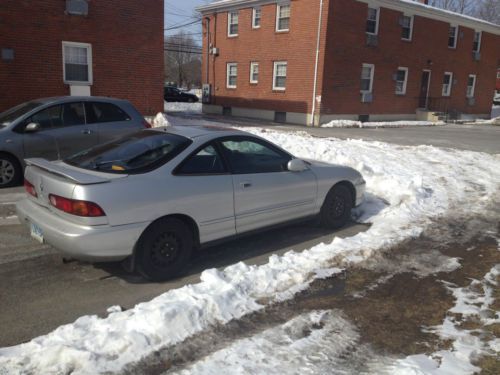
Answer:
395;67;408;95
250;62;259;84
497;71;500;79
401;15;414;41
448;25;458;49
361;63;375;93
442;72;453;97
466;74;476;98
227;63;238;88
273;61;287;91
252;7;261;29
62;41;92;85
276;3;290;32
366;7;380;36
473;31;482;53
228;11;239;37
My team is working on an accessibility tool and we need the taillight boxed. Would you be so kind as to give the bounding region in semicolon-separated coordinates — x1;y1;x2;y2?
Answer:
142;119;152;129
24;179;37;197
49;194;105;217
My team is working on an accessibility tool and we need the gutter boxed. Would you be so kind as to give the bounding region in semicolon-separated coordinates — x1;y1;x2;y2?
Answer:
310;0;324;127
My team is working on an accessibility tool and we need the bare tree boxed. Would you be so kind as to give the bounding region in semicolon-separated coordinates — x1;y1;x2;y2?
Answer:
164;31;202;89
476;0;500;24
429;0;477;15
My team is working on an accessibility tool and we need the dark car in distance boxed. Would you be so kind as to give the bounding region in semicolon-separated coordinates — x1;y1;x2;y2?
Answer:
0;96;150;188
164;87;199;103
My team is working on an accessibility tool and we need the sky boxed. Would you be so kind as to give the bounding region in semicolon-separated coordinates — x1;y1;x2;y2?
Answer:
164;0;210;44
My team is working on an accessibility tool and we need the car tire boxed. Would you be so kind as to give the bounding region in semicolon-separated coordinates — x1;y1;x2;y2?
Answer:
135;217;194;281
188;98;195;103
320;184;353;229
0;154;22;188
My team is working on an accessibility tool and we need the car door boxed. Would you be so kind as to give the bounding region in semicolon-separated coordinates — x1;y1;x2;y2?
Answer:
218;136;318;234
22;102;99;160
173;142;235;243
85;101;137;143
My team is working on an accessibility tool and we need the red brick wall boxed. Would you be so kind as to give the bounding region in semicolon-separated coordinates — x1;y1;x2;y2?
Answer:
202;0;328;114
0;0;164;115
321;0;500;116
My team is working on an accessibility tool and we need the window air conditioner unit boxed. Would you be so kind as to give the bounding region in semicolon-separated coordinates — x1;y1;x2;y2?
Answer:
473;52;481;61
366;34;378;47
467;97;476;106
361;92;373;103
66;0;88;16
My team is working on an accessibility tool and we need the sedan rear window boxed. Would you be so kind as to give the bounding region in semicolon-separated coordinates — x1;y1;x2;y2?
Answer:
65;131;191;174
0;101;43;127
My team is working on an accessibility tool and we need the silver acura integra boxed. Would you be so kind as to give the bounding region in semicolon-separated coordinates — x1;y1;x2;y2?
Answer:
17;126;365;281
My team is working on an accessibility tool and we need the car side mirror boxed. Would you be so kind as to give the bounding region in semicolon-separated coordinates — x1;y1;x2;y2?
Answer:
288;158;308;172
24;122;40;133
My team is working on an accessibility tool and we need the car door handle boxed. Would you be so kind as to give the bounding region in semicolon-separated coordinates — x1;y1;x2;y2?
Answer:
240;182;252;188
81;129;93;135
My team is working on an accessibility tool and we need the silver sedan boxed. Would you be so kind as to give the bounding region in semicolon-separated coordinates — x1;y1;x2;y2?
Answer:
16;126;365;281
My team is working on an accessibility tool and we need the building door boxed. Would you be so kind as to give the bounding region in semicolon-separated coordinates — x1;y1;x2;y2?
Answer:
419;70;431;108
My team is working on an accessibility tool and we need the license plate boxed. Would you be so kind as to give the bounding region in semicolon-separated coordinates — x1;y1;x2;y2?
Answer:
30;222;44;244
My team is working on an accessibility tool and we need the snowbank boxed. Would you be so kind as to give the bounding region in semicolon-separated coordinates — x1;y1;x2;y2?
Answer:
0;129;499;374
321;119;444;128
164;101;202;113
151;113;170;128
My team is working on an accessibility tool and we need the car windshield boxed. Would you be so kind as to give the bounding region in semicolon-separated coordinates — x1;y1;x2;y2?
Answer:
0;101;43;127
65;131;192;174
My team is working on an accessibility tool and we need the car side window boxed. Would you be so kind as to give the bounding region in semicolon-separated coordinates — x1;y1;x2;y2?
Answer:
85;102;131;124
28;105;63;130
219;138;291;174
61;102;85;127
177;144;226;175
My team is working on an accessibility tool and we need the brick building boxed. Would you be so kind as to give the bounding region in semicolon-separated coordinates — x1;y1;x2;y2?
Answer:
0;0;164;115
197;0;500;125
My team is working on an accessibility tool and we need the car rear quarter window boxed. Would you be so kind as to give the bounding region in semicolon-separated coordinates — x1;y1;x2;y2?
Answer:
85;102;131;124
65;131;191;174
176;144;226;175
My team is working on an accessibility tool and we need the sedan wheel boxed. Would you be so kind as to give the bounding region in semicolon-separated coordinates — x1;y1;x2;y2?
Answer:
136;218;194;281
0;156;21;188
320;185;353;229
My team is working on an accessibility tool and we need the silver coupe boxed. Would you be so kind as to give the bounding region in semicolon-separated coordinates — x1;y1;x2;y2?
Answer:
16;126;365;281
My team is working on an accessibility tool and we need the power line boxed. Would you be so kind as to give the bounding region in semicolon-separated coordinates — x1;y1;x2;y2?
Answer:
164;19;201;31
164;48;203;55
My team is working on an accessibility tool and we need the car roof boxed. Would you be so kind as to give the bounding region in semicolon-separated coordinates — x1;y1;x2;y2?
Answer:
29;96;129;105
155;125;247;139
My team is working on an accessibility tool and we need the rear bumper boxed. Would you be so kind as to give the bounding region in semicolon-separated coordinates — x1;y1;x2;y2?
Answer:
16;199;148;262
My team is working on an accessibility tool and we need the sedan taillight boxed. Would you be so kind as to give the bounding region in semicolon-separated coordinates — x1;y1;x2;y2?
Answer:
24;179;37;197
49;194;105;217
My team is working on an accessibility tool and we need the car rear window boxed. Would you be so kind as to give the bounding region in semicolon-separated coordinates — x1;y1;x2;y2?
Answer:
65;131;192;174
0;101;43;127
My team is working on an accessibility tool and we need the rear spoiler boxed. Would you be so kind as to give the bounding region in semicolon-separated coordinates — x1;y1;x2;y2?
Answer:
25;158;126;185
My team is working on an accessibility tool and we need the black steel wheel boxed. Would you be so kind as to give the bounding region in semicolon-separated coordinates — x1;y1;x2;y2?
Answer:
136;218;193;281
320;184;353;229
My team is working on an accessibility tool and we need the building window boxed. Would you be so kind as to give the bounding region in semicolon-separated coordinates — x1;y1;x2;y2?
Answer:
252;7;261;28
250;62;259;84
366;7;379;35
361;64;375;93
442;72;453;96
448;25;458;48
228;11;239;37
497;71;500;79
401;15;413;41
473;31;482;52
395;67;408;95
466;74;476;98
62;42;92;84
273;61;287;90
276;4;290;32
227;63;238;88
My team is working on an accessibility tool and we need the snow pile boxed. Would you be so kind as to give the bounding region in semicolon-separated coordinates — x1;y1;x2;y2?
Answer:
386;265;500;374
151;113;171;128
164;101;202;113
322;119;443;128
0;129;499;374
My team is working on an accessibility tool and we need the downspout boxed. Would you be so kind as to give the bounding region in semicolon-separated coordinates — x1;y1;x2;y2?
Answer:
310;0;324;127
205;16;211;84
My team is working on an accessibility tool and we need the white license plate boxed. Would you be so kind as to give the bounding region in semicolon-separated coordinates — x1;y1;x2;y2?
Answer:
30;222;44;244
